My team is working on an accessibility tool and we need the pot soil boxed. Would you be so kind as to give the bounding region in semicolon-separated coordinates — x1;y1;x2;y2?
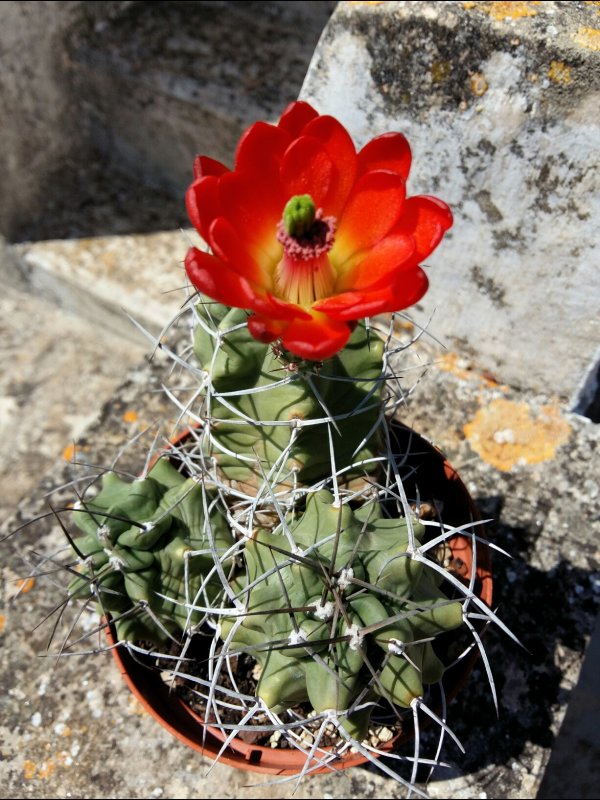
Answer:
105;422;492;776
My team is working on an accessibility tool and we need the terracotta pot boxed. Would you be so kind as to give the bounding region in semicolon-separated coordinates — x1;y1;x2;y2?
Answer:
105;422;492;776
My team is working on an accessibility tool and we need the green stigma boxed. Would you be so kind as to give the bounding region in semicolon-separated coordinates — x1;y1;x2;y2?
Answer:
283;195;316;238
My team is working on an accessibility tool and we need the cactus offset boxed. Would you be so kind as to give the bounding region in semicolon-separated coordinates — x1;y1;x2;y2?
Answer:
69;457;233;644
220;490;463;739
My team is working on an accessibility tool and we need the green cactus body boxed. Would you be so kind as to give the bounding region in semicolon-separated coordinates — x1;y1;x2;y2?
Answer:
220;490;463;738
193;304;384;492
70;458;233;644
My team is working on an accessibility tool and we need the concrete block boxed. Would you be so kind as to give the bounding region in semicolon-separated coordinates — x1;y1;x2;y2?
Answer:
301;0;600;406
13;229;195;344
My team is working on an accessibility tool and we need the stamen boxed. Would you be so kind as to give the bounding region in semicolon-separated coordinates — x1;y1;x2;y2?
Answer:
275;201;337;307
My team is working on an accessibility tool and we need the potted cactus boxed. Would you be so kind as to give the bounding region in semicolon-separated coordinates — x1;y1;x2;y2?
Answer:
42;101;506;787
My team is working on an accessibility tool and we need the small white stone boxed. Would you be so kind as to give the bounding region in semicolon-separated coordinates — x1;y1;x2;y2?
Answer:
376;726;394;743
31;712;42;728
493;428;515;444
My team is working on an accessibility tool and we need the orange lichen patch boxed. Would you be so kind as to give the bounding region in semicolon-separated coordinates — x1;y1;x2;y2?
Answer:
62;443;76;461
36;760;57;780
127;694;148;716
16;576;36;594
122;409;138;423
464;398;572;471
0;614;5;633
464;1;540;20
548;60;572;84
573;26;600;50
470;72;489;96
438;352;506;389
54;750;72;766
23;760;37;780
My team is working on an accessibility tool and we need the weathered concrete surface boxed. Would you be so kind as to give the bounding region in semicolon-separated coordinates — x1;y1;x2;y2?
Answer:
66;1;337;197
13;229;197;343
0;230;193;521
1;1;335;242
301;0;600;406
0;2;123;241
2;305;599;799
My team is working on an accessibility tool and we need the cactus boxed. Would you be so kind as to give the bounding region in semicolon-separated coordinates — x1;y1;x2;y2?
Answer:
192;303;384;493
219;490;463;740
29;99;509;789
69;457;233;644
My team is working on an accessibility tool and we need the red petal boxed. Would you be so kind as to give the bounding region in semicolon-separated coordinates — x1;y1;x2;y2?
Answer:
314;268;428;320
185;247;256;308
280;135;334;210
281;314;351;361
278;101;319;138
247;314;284;344
186;176;220;242
234;121;288;177
336;233;416;292
333;170;406;262
303;115;357;217
357;133;412;181
393;196;453;261
193;155;229;179
218;171;285;263
260;292;313;321
208;218;269;286
313;290;389;320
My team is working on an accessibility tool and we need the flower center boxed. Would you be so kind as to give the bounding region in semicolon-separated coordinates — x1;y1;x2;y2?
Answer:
275;195;336;307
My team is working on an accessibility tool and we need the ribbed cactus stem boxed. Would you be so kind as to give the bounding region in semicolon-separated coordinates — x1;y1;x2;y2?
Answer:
220;490;463;739
192;303;384;494
69;458;233;644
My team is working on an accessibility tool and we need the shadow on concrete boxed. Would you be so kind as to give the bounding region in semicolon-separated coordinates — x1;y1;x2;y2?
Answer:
8;0;337;244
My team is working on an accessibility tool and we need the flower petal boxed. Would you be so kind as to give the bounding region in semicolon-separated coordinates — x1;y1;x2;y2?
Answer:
218;171;285;263
333;170;406;263
247;314;285;344
335;233;416;292
393;196;453;261
186;175;220;243
357;133;412;181
262;292;313;321
234;121;289;177
281;314;351;361
208;218;270;286
278;100;320;138
248;292;312;322
314;267;428;320
303;115;357;217
185;247;256;308
193;155;229;179
280;135;335;210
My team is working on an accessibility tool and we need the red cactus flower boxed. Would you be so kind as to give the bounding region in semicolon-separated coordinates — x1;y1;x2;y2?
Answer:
185;101;452;361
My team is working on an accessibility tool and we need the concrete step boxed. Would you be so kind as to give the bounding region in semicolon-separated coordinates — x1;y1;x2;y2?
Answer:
0;228;191;517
